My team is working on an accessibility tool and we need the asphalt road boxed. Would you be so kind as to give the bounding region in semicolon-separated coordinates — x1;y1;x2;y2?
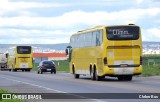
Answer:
0;70;160;102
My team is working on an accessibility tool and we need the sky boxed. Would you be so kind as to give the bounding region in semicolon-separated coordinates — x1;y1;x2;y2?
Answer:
0;0;160;44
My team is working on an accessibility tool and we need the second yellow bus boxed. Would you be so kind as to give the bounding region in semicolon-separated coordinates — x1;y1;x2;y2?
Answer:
7;46;33;72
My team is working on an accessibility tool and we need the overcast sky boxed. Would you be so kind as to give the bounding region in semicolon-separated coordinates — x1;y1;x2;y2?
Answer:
0;0;160;44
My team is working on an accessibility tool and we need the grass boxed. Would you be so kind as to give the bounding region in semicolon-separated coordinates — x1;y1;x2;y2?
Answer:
142;55;160;76
142;66;160;77
0;89;25;102
53;60;69;73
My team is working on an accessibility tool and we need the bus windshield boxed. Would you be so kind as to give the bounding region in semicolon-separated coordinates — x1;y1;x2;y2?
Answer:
106;26;139;40
17;46;31;54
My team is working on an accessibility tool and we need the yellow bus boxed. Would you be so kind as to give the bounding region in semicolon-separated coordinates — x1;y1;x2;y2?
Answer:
7;46;33;72
66;24;142;81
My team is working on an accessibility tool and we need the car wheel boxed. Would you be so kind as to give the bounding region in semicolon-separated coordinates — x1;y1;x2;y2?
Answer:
54;70;56;74
40;70;43;74
37;71;40;74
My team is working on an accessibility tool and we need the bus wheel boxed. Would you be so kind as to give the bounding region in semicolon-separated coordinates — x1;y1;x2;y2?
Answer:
74;74;79;79
118;76;124;81
91;69;96;80
95;69;101;81
12;69;17;72
124;75;132;81
72;66;79;79
118;75;132;81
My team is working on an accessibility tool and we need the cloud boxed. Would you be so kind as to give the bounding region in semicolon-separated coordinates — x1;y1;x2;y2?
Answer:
0;28;73;37
136;0;144;4
142;28;160;41
0;7;160;28
0;0;70;16
0;0;160;44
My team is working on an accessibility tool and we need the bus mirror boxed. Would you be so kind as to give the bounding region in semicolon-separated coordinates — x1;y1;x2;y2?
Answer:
65;48;69;55
65;46;72;55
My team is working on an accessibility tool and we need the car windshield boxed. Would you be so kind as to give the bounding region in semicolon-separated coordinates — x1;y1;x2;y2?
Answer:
43;61;54;65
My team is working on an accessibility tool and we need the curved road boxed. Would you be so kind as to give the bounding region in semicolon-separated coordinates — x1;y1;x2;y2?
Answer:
0;71;159;102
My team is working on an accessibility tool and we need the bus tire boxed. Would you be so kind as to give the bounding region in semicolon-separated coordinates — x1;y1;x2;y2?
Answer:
12;69;16;72
124;75;132;81
118;76;125;81
72;65;79;79
91;69;96;80
74;74;79;79
118;75;132;81
95;69;101;81
26;69;30;72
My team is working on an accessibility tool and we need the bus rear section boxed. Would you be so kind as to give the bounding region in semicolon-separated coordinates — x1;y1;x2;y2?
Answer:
13;46;33;72
104;25;142;81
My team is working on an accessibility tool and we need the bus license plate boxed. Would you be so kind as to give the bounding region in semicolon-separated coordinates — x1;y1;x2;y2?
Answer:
120;64;127;67
20;63;28;68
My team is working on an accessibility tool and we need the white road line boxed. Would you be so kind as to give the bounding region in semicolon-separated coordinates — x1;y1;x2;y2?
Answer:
1;76;66;93
1;76;105;102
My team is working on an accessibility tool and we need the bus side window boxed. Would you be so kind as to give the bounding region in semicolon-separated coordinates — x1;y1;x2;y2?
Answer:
96;30;103;46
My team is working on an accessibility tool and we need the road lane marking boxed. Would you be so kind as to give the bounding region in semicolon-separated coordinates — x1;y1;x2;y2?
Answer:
36;74;160;93
19;71;160;93
0;76;105;102
1;76;66;93
1;71;160;92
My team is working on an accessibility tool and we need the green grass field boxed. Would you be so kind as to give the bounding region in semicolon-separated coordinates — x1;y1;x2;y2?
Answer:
142;66;160;76
0;89;24;102
142;55;160;76
53;60;70;72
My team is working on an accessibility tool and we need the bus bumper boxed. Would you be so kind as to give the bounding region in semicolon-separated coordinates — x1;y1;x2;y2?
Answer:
103;65;142;76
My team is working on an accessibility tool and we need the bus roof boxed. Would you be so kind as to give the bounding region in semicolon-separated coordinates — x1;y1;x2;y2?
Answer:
74;24;139;35
9;45;32;49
